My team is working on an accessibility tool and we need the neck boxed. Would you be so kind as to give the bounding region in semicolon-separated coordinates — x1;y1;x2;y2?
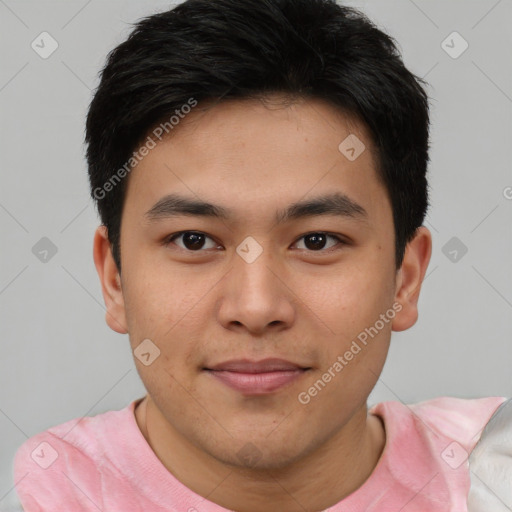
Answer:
135;396;386;511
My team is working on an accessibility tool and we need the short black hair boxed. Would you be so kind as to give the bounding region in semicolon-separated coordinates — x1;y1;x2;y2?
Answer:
85;0;430;273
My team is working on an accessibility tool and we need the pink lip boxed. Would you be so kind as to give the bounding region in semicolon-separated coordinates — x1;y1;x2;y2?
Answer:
204;358;311;395
206;357;309;373
205;368;310;395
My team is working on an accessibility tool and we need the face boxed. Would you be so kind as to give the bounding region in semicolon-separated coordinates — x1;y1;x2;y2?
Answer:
96;95;428;470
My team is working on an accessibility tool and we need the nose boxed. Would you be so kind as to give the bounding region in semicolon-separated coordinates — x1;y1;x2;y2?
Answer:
216;244;296;335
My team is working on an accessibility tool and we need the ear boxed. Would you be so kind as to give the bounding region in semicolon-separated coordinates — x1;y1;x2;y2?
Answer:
93;225;128;334
391;226;432;332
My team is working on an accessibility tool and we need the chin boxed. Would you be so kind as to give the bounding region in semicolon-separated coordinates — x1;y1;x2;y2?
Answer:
207;436;309;472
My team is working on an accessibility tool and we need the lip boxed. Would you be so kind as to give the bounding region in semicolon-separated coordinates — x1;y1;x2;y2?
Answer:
205;358;310;373
203;358;311;395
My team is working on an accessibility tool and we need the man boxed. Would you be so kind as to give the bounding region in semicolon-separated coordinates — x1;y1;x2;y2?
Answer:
13;0;511;510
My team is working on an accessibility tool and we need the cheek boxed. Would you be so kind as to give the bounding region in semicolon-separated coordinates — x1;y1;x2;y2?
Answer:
303;260;395;392
122;268;210;374
122;257;202;333
315;316;392;400
308;267;390;332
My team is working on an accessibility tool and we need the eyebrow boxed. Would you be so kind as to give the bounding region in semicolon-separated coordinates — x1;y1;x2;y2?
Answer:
144;192;368;225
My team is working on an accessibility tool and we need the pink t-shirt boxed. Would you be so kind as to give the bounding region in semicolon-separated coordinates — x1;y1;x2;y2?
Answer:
12;396;508;511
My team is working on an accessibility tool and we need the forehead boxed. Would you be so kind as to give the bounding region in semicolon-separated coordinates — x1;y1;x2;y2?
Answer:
123;95;390;225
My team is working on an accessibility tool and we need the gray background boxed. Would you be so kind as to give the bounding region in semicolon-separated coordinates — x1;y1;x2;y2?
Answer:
1;0;511;510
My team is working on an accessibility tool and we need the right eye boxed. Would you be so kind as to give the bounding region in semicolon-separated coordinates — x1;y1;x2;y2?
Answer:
163;231;221;252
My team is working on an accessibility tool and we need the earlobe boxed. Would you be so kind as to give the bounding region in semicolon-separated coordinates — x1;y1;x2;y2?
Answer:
391;226;432;332
93;225;128;334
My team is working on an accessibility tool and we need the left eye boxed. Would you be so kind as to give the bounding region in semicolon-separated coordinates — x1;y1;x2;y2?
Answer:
293;232;344;252
164;231;345;252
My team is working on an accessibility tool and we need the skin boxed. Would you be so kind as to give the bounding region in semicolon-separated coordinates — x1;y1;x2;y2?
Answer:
93;95;432;512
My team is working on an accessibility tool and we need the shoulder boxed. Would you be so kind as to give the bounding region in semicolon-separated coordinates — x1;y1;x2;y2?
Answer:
13;428;103;510
13;400;138;510
369;396;511;509
467;398;512;511
370;396;507;453
407;396;508;448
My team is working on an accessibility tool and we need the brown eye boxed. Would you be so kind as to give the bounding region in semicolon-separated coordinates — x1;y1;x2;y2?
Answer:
293;232;345;252
165;231;218;251
163;231;346;254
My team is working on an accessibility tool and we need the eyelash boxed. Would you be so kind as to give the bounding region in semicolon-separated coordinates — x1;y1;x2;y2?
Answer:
163;231;348;254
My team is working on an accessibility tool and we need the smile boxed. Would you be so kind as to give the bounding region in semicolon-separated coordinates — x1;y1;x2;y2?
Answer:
204;368;310;395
